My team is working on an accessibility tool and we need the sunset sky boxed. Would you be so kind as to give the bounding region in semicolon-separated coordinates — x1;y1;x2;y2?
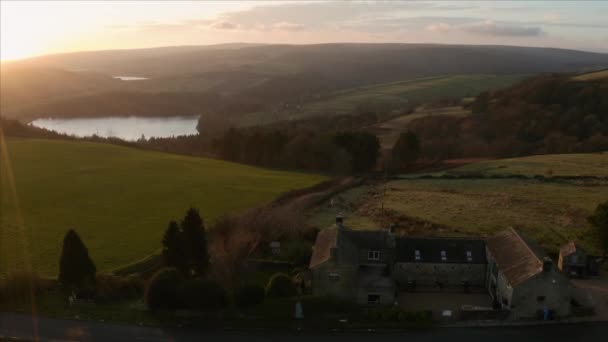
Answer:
2;0;607;61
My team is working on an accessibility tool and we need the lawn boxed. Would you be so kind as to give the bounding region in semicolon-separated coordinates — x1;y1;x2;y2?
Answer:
0;138;326;277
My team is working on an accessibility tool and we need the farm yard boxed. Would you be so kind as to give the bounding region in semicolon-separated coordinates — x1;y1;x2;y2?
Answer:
0;138;326;276
309;153;608;256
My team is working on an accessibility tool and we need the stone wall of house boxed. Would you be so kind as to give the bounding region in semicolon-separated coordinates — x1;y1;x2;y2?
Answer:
356;286;395;305
311;261;358;300
510;270;571;319
392;262;486;288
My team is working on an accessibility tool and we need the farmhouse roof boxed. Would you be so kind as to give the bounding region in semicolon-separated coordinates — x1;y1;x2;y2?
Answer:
309;228;337;268
395;237;486;264
341;229;392;250
486;228;544;287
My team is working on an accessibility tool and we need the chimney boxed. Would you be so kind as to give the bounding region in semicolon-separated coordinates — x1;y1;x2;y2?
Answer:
336;214;344;229
543;257;553;272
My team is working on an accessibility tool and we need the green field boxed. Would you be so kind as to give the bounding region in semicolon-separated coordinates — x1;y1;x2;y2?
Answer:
444;152;608;177
0;138;326;276
309;153;608;255
240;74;526;126
572;69;608;81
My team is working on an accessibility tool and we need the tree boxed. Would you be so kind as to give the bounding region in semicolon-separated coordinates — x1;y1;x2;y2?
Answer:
144;268;182;309
392;131;420;169
332;132;380;173
58;229;96;289
589;201;608;256
181;208;209;276
161;221;187;273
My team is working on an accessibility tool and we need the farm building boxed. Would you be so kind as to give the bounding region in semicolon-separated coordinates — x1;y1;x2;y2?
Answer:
310;218;572;319
486;228;571;319
558;242;602;278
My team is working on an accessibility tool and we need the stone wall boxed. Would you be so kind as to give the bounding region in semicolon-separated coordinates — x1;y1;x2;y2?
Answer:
393;262;486;288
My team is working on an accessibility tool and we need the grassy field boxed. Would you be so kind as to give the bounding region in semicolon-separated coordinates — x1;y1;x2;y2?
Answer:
365;105;471;149
0;138;326;277
442;152;608;177
572;69;608;81
240;74;526;126
309;153;608;255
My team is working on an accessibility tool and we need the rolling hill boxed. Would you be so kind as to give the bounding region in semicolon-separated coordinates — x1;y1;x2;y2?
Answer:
2;43;607;121
0;138;325;276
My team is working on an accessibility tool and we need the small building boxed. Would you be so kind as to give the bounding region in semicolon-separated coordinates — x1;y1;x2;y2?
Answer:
558;242;602;278
393;237;487;291
486;228;571;319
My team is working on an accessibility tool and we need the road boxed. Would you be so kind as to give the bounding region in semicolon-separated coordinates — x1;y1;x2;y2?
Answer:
2;313;608;342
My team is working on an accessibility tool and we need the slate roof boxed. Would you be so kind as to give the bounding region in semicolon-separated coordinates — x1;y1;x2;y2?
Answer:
341;229;391;250
395;237;486;264
486;228;543;287
309;228;337;269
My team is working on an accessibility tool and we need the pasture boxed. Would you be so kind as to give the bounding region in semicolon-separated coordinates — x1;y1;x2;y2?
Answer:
572;69;608;81
0;138;325;276
239;74;526;126
309;153;608;255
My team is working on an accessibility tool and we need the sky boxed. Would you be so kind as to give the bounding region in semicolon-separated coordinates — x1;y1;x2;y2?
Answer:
1;0;608;61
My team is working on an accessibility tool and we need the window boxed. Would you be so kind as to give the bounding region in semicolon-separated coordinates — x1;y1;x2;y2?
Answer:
414;249;421;261
466;251;473;262
328;272;340;281
537;296;546;303
441;250;447;262
367;294;381;304
368;250;381;261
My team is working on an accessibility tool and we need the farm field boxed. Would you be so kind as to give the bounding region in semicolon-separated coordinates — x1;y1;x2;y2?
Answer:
441;152;608;177
309;153;608;255
0;138;326;276
365;105;471;149
239;74;526;126
572;69;608;81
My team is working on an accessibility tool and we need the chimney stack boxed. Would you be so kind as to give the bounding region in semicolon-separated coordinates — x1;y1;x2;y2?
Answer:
336;214;344;229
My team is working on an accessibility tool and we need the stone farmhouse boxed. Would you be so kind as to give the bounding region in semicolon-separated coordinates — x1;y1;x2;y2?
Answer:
558;242;602;278
310;217;572;319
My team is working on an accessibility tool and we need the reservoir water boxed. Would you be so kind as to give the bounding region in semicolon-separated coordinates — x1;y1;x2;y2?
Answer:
30;116;199;141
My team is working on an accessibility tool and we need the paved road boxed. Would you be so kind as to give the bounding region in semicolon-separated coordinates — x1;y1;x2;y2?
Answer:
2;313;608;342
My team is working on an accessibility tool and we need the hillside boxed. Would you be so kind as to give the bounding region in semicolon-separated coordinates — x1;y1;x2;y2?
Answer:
407;72;608;159
309;153;608;256
2;43;606;121
0;138;325;276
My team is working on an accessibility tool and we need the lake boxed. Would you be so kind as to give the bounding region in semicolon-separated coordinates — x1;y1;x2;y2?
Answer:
30;116;199;141
113;76;149;81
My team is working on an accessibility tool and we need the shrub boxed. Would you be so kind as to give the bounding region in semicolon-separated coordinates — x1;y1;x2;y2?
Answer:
265;273;297;298
95;274;142;302
235;285;265;308
300;296;357;315
144;268;183;310
0;272;47;304
180;278;228;310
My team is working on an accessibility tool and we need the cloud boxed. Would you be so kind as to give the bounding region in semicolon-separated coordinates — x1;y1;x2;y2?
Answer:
209;21;238;30
426;23;453;33
272;22;305;31
463;20;545;37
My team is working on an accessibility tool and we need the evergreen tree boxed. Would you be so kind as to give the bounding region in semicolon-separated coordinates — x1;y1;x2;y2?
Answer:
181;208;209;276
589;201;608;257
58;229;96;288
161;221;187;274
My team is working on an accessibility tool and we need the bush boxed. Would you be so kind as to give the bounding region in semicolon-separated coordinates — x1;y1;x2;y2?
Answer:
300;296;357;315
180;279;228;310
265;273;297;298
144;268;183;310
235;285;265;308
0;272;49;304
95;274;142;302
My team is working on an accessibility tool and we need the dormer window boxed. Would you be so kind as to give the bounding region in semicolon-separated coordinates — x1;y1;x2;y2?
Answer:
368;250;381;261
466;251;473;262
414;249;421;261
441;250;447;262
